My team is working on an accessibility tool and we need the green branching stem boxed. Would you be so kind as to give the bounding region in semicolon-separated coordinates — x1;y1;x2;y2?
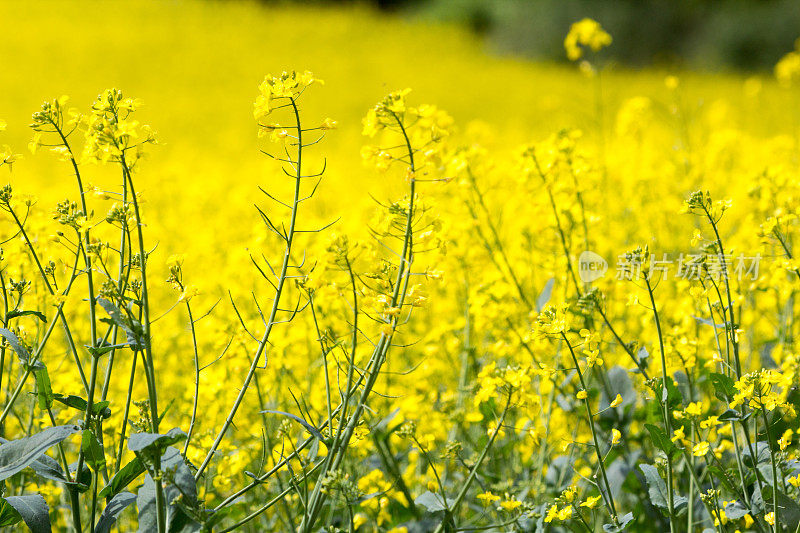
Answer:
195;95;307;480
299;109;417;532
644;276;676;533
119;151;166;533
432;392;512;533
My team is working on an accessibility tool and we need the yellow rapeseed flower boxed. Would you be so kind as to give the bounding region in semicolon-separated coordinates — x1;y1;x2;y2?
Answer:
564;18;612;61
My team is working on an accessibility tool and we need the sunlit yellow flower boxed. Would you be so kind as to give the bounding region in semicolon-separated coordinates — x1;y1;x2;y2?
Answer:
779;429;793;450
499;499;522;511
692;442;710;457
580;495;602;509
564;18;612;61
477;492;501;505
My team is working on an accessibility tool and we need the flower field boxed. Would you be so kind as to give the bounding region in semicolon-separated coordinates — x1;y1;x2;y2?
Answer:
2;1;800;531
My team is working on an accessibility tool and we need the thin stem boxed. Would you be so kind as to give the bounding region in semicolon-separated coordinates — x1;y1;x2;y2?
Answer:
561;332;619;524
644;276;676;533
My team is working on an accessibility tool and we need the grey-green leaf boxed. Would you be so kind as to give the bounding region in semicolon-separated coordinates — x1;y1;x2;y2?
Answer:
603;512;635;532
128;428;187;453
0;328;32;365
414;491;449;513
136;475;157;533
724;500;749;520
95;491;136;533
742;441;771;467
29;451;66;484
161;447;196;501
535;278;554;312
0;425;81;481
763;487;800;529
0;437;66;485
639;464;687;515
5;494;51;533
600;365;634;417
97;298;142;349
640;464;668;509
260;410;325;441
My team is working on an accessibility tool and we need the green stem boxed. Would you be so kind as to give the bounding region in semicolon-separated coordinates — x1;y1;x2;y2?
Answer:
195;95;306;480
644;277;676;533
432;393;512;533
562;332;619;523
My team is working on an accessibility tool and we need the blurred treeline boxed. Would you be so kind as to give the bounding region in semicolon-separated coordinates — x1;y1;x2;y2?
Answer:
266;0;800;71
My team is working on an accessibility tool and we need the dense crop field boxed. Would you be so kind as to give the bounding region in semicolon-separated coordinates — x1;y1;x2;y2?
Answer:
2;2;800;532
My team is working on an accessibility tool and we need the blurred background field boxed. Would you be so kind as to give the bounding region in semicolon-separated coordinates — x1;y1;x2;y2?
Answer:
1;0;798;269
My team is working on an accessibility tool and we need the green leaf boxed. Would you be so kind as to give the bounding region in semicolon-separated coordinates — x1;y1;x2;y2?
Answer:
4;494;51;533
644;424;678;458
69;462;93;493
92;401;112;419
33;366;53;410
709;373;736;402
5;310;47;323
53;394;87;411
85;344;128;358
81;430;106;473
763;487;800;530
99;457;145;499
0;499;22;528
164;481;201;532
0;425;81;481
52;394;111;418
94;491;136;533
661;377;683;411
708;465;738;493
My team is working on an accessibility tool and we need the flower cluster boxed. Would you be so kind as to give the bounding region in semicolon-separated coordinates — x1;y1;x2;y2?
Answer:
564;18;612;61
